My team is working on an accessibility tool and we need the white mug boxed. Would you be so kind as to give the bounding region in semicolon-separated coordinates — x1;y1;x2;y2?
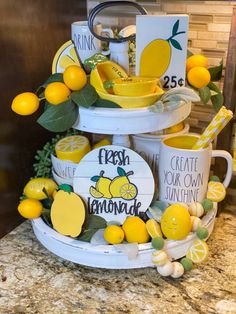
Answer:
71;21;113;63
158;133;232;204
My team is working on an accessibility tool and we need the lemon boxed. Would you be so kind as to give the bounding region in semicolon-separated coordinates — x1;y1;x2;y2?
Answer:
24;178;58;200
161;204;191;240
104;225;125;244
52;40;82;74
122;216;150;244
95;176;112;199
92;138;111;150
89;186;104;199
186;239;209;263
140;39;171;77
120;183;137;200
186;54;208;73
146;219;162;238
63;65;87;91
18;198;43;219
11;92;40;116
55;135;90;163
164;122;184;134
187;66;211;89
45;82;71;105
206;181;226;202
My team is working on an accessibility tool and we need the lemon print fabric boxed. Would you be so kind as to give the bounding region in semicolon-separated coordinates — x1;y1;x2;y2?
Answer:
55;135;90;163
51;189;86;237
52;40;82;74
139;18;187;79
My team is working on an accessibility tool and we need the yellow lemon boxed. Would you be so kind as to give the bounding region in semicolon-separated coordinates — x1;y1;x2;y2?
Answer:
161;204;191;240
186;54;208;73
24;178;58;200
110;176;129;198
18;198;43;219
92;138;111;149
11;92;40;116
52;40;82;74
186;239;209;263
55;135;90;163
89;186;104;199
63;65;87;91
140;39;171;77
164;122;184;134
146;219;163;238
187;66;211;89
95;175;112;199
120;183;137;200
112;77;158;96
207;181;226;202
122;216;150;244
104;225;125;244
45;82;71;105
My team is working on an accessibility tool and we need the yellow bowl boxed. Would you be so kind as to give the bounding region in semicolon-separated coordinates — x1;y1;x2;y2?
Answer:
97;86;164;109
112;77;159;97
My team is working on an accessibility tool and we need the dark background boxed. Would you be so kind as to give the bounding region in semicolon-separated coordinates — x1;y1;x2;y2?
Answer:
0;0;87;237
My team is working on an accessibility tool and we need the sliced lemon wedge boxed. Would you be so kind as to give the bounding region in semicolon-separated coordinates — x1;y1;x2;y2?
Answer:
207;181;226;202
186;239;209;263
52;40;82;74
55;135;90;163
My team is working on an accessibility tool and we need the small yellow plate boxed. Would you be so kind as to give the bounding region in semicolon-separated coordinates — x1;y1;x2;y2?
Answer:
97;86;164;109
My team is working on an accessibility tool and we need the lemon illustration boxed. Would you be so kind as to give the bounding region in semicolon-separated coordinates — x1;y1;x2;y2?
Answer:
140;19;186;78
109;167;135;199
120;183;137;200
91;171;112;199
89;186;104;199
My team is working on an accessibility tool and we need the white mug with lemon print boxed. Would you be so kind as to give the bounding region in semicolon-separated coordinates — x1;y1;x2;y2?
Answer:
71;21;113;64
158;134;232;204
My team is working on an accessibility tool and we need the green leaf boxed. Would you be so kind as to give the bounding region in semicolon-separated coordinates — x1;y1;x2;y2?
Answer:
77;229;98;242
117;167;126;176
42;208;52;227
199;86;211;104
172;19;179;36
58;184;73;193
41;198;53;209
42;73;64;88
208;61;223;81
187;49;194;58
91;175;100;182
93;98;121;108
211;93;224;112
170;39;182;50
37;100;78;132
84;215;107;230
71;84;98;108
208;81;221;93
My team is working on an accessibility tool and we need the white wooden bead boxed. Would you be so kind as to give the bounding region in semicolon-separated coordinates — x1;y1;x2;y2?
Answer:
171;262;185;278
157;261;174;277
188;202;204;217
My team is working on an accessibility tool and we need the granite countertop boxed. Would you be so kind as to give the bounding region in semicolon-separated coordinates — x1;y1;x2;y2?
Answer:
0;206;236;314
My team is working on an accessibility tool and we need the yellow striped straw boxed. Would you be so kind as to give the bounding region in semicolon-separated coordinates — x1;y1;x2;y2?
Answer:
192;106;233;150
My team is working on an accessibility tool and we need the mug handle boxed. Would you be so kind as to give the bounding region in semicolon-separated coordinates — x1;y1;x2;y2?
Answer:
211;150;233;188
101;28;114;55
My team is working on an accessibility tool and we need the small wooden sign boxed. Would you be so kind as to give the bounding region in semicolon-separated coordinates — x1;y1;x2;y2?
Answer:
73;145;155;223
136;15;189;88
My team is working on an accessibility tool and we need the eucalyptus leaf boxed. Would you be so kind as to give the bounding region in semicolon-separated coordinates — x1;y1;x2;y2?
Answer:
208;81;221;93
37;100;78;132
211;93;224;112
77;229;98;242
71;84;98;108
170;39;182;50
84;215;107;230
42;73;64;88
208;61;223;81
199;86;211;104
93;98;121;108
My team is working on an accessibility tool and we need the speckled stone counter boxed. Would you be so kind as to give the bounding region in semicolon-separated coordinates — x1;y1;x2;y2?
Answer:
0;206;236;314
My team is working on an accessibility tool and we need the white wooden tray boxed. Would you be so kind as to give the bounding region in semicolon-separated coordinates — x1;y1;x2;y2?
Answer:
73;102;191;135
31;204;217;269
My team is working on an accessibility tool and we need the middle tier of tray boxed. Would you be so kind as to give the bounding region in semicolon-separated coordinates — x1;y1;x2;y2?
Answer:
73;101;191;135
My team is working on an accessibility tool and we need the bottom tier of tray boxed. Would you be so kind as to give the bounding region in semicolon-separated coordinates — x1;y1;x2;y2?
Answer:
31;204;217;269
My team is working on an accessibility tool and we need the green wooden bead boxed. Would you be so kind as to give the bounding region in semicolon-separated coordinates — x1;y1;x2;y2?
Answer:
209;175;220;182
152;236;164;250
196;227;209;240
180;257;193;271
202;199;213;212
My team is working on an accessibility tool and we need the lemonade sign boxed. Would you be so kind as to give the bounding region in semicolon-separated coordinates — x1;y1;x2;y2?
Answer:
73;145;155;223
136;15;189;88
